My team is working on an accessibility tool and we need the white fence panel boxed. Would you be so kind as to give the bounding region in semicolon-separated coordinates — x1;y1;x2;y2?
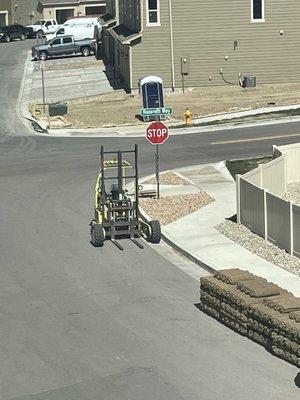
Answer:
262;157;286;196
279;143;300;183
243;167;261;187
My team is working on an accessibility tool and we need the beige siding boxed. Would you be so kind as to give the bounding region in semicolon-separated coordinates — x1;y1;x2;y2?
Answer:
131;0;173;89
127;0;300;90
171;0;300;87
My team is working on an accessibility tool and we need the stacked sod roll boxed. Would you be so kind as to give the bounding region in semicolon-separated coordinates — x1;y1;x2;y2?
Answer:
200;268;300;368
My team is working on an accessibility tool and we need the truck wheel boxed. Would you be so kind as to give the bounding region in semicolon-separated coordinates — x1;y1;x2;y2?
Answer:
91;224;105;247
81;46;91;57
148;220;161;244
37;30;43;38
39;51;47;61
20;33;26;41
4;35;10;43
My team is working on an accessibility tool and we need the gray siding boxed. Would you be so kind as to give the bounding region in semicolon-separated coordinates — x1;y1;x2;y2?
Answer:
106;0;115;17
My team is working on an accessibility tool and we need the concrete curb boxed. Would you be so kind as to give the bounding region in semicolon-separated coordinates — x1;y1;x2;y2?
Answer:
138;171;216;275
48;102;300;137
18;51;49;134
171;103;300;128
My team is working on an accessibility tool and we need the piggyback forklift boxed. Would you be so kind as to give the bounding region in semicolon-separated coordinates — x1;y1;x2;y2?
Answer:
90;145;161;250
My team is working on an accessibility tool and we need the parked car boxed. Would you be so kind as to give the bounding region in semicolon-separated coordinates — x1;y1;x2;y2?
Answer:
26;19;62;38
64;16;101;30
0;24;27;42
46;24;98;41
31;35;96;60
25;26;35;39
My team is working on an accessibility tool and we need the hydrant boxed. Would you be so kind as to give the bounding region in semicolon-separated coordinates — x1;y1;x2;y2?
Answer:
184;108;192;126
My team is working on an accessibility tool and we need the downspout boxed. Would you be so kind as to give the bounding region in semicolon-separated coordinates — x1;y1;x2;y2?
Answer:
129;45;133;90
168;0;175;91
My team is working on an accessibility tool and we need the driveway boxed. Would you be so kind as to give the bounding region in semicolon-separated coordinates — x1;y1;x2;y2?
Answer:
30;54;114;103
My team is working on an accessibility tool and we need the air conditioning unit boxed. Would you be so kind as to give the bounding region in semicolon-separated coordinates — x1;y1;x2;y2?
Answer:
243;75;256;88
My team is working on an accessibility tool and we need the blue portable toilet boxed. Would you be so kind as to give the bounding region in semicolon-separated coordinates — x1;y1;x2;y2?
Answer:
140;76;164;121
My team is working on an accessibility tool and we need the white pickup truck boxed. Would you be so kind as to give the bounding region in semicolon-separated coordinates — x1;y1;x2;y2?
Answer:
27;19;62;37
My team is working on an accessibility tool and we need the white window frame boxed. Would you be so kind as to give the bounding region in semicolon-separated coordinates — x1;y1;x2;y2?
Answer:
251;0;265;23
0;11;8;26
146;0;160;27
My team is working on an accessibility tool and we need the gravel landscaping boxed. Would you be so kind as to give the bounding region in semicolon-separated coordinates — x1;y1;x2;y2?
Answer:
140;192;214;225
216;220;300;277
282;182;300;205
143;171;189;186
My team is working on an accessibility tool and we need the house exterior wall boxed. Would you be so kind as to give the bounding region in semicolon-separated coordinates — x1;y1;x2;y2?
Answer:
0;0;11;25
131;0;172;89
125;0;300;91
43;1;106;19
11;0;42;25
119;0;140;32
106;0;116;17
170;0;300;88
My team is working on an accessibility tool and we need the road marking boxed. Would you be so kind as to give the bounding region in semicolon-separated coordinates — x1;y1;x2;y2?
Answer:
210;132;300;145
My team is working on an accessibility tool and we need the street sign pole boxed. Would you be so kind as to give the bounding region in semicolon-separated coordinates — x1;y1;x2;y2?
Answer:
41;62;46;114
155;116;160;199
155;143;160;199
145;118;169;199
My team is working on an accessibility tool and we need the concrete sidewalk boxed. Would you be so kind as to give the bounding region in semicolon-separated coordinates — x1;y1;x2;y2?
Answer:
141;163;300;297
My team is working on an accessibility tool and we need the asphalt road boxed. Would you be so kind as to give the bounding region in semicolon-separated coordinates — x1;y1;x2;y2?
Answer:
0;41;299;400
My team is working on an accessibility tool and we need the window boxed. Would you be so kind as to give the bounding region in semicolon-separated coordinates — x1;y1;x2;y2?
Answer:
57;28;65;35
251;0;265;22
63;37;72;44
147;0;160;26
51;38;61;46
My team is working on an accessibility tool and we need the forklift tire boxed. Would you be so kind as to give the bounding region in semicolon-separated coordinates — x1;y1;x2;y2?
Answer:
91;224;105;247
148;220;161;244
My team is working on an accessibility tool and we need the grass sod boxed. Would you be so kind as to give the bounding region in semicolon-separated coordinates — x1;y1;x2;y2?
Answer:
226;156;272;180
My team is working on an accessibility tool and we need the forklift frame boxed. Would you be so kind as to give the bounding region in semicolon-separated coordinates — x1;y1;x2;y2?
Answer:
90;145;161;250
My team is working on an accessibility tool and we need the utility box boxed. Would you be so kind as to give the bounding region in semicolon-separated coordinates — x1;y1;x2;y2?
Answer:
181;57;190;75
49;102;68;117
140;76;164;121
243;75;256;88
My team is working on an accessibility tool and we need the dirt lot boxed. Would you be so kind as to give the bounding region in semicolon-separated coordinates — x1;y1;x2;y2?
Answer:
32;82;300;128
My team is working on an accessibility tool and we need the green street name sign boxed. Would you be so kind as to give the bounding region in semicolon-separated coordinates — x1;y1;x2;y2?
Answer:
140;107;173;116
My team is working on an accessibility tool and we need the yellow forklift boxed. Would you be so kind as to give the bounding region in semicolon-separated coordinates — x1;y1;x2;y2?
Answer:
90;145;161;250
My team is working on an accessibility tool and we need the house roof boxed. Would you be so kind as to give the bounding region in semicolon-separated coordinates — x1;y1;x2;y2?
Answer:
40;0;105;5
110;24;141;44
99;13;116;27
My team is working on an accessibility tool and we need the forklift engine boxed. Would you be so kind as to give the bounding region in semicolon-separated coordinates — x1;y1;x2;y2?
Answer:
90;145;161;250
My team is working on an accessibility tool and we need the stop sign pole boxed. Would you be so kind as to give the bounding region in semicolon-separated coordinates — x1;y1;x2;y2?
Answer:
155;141;160;199
145;117;170;199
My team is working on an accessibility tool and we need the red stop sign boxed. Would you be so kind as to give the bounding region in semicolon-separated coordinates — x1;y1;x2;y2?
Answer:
146;121;169;145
